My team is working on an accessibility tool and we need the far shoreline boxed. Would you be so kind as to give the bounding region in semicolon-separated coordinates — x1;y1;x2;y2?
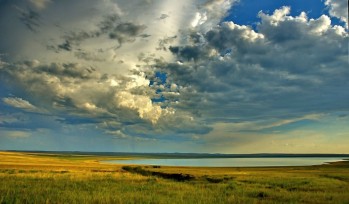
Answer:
2;150;349;159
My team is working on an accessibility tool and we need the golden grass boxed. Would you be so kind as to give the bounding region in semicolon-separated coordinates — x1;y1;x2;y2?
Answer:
1;151;348;204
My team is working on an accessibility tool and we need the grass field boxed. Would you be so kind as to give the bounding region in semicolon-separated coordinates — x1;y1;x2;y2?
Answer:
0;151;348;203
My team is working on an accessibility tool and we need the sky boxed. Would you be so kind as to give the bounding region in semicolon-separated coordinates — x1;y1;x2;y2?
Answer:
0;0;348;153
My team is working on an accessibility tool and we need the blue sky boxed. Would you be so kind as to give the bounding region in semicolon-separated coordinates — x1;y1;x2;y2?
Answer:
0;0;348;153
225;0;346;28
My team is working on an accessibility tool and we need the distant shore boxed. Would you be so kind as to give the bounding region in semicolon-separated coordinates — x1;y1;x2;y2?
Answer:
2;150;349;159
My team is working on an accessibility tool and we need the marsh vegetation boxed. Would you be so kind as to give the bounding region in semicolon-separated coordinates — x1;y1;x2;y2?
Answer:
0;151;348;203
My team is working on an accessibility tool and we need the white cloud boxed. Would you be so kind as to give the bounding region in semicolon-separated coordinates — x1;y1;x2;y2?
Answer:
156;5;348;128
325;0;348;28
115;91;164;124
0;60;192;134
191;12;208;27
258;6;291;26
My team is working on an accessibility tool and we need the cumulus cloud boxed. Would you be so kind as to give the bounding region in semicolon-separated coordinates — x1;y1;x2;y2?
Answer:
194;0;237;31
325;0;348;28
0;0;348;151
0;58;206;139
155;6;348;125
115;91;163;124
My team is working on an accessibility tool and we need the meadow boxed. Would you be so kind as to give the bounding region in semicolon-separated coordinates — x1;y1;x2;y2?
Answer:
0;151;348;204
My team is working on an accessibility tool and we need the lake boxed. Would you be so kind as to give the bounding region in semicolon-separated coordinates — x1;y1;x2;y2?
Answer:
105;157;348;167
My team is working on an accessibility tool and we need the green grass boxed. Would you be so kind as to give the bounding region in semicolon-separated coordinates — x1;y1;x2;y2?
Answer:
0;152;349;204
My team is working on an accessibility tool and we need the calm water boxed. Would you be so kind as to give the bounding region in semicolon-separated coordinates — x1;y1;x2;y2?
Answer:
105;157;347;167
